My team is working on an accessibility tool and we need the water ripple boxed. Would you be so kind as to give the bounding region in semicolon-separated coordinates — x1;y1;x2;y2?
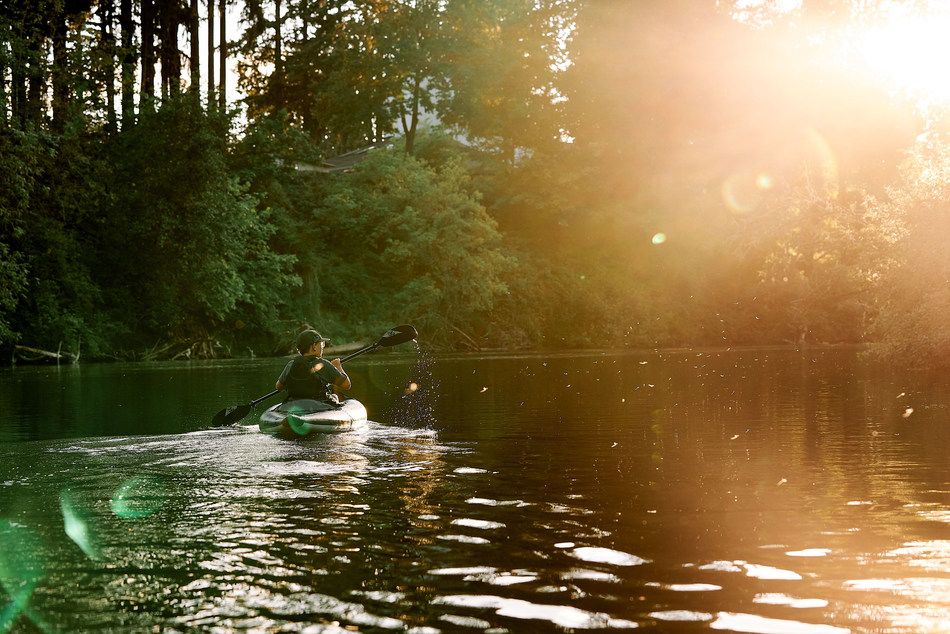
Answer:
568;546;649;567
433;594;641;629
710;612;849;633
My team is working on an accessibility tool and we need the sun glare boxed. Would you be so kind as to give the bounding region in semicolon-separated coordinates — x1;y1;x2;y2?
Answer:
859;11;950;105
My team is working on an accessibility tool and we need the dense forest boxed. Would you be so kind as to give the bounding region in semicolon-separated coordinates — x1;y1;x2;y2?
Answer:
2;0;950;366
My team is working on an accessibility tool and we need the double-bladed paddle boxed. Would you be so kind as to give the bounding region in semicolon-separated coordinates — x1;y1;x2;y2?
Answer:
339;324;418;363
211;324;418;426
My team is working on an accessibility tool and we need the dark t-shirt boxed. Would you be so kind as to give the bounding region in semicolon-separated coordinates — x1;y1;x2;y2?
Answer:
278;356;345;401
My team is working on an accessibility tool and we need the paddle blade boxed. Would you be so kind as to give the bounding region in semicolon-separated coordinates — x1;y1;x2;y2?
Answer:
211;403;252;426
380;324;418;347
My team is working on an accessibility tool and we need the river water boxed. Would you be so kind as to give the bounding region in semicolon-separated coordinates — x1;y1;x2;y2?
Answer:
1;347;949;632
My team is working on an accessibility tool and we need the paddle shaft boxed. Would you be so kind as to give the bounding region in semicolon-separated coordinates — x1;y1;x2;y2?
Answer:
251;389;281;406
338;324;417;363
340;343;378;363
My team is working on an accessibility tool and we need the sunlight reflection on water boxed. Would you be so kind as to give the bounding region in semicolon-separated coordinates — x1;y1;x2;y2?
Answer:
3;349;950;631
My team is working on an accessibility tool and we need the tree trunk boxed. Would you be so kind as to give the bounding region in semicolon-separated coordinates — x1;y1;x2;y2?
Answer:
141;0;156;104
158;0;181;98
52;7;70;131
26;27;44;125
189;0;200;94
274;0;282;109
10;46;26;124
219;0;226;108
158;0;168;97
207;0;215;107
102;0;117;131
120;0;135;126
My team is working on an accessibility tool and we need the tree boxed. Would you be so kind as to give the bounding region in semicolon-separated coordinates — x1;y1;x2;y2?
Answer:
207;0;215;106
433;0;572;157
238;0;375;152
287;148;513;340
864;136;950;367
237;0;573;157
0;128;39;345
0;2;40;125
157;0;184;97
120;0;135;126
189;0;200;94
364;0;441;155
95;100;296;352
219;0;227;107
100;0;118;130
141;0;156;102
0;126;109;355
1;0;93;128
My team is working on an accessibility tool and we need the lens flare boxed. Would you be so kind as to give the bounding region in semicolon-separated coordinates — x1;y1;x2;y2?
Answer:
60;490;100;560
0;519;44;632
802;127;838;197
721;170;773;213
287;414;310;436
652;233;667;245
111;475;168;519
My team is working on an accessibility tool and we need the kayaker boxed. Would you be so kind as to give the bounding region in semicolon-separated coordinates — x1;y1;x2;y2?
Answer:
275;330;352;402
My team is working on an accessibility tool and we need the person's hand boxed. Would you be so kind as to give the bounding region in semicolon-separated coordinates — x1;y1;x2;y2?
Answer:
330;358;343;371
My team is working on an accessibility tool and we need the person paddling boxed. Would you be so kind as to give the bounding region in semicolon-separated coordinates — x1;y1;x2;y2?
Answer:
276;330;351;403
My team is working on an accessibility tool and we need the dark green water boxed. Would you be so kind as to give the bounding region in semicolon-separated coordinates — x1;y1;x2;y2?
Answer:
2;347;950;632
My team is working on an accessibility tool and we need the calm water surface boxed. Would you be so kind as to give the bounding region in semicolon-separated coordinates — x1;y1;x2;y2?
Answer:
2;347;950;633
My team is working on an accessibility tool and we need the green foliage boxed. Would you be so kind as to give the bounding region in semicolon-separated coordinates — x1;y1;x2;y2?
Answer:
863;136;950;368
432;0;569;155
95;98;297;353
0;127;41;345
238;0;396;153
0;126;108;356
730;181;875;344
236;0;572;157
283;147;513;344
0;242;26;343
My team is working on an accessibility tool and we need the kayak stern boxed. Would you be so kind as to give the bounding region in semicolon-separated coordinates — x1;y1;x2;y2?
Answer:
259;398;368;438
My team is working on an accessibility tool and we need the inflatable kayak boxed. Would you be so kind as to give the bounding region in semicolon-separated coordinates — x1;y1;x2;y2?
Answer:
258;398;368;438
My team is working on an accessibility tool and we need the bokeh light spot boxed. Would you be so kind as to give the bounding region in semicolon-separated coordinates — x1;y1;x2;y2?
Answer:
652;233;667;245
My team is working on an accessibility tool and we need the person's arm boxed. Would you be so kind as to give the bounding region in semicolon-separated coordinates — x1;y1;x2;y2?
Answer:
330;358;351;391
276;360;293;391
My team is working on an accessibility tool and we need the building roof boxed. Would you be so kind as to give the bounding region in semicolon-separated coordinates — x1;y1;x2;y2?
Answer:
296;140;392;173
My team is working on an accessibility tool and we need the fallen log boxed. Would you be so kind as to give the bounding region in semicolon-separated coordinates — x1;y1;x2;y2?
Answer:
14;344;80;364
